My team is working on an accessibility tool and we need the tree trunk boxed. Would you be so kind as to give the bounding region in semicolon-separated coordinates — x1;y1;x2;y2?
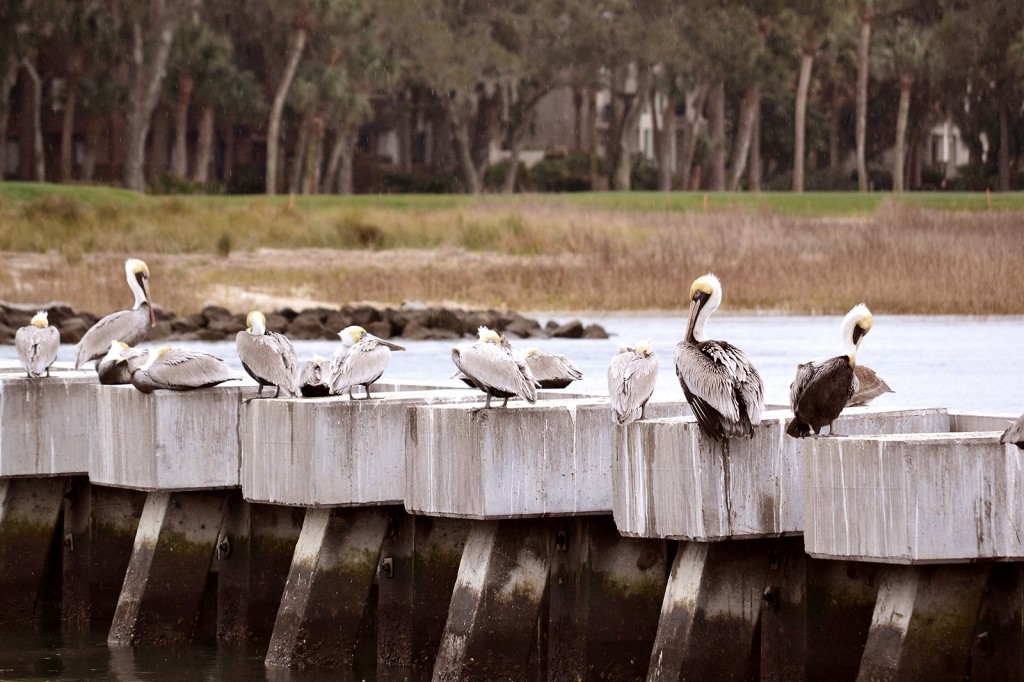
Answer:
793;52;814;192
447;92;480;194
192;105;214;183
289;111;311;195
60;51;84;182
336;128;356;194
748;94;761;191
727;85;759;191
502;131;525;194
855;5;873;192
222;115;236;187
893;75;912;193
678;82;708;192
302;115;324;194
0;57;19;177
171;73;193;178
999;98;1010;192
572;86;584;152
397;90;412;172
22;56;45;182
82;114;101;181
609;64;652;191
586;87;601;189
708;80;726;191
829;98;842;170
265;26;308;195
655;92;676;191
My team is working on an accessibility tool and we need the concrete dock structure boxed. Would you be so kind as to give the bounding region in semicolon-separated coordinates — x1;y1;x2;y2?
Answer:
1;370;1023;679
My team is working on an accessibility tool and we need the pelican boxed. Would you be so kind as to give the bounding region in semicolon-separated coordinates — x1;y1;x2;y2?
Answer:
848;364;893;407
1001;414;1024;449
787;304;873;438
452;326;537;409
330;326;406;399
524;348;583;389
97;340;147;385
298;356;331;397
75;258;155;370
128;346;238;393
236;310;299;399
14;311;60;378
607;340;659;424
675;273;764;441
326;326;359;396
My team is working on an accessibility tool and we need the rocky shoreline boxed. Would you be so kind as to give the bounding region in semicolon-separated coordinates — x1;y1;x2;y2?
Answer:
0;301;609;346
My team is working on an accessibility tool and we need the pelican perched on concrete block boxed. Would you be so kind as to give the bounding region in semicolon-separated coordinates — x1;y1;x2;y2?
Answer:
298;356;331;397
787;304;873;438
675;273;764;441
608;340;659;424
452;326;537;409
236;310;299;399
97;340;147;385
75;258;155;370
848;364;893;406
524;348;583;389
1000;413;1024;449
128;346;238;393
330;326;406;399
15;311;60;378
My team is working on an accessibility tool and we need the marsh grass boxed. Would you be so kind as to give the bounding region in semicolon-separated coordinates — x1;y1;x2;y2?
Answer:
1;183;1023;315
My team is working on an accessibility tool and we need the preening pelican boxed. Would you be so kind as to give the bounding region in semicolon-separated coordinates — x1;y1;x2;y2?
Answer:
97;340;147;385
330;326;406;399
787;304;873;438
608;340;659;425
524;348;583;389
236;311;299;399
675;273;764;441
848;364;893;407
452;326;537;409
298;356;331;397
75;258;155;370
1000;413;1024;449
129;346;238;393
15;311;59;378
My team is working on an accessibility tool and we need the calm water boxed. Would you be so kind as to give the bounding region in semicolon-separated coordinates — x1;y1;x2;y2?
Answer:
1;314;1022;679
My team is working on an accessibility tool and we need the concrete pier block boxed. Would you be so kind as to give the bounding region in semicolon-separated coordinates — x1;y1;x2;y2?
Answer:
242;390;477;507
804;432;1022;562
0;476;66;625
970;563;1024;679
61;480;148;630
433;520;555;681
93;383;248;490
614;408;949;540
647;540;771;681
857;564;989;681
759;537;807;682
107;490;230;646
805;559;881;679
265;507;389;669
949;411;1018;432
376;514;471;677
0;372;96;476
407;399;624;518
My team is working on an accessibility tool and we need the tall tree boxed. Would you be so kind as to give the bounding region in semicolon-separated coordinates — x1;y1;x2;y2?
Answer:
854;0;875;191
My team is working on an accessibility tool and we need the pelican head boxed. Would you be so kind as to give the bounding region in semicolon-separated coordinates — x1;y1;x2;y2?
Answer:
125;258;155;326
841;303;873;363
477;326;502;344
103;340;130;363
140;346;172;371
634;338;654;357
685;272;722;343
523;348;541;358
246;310;267;335
339;325;365;347
30;311;49;328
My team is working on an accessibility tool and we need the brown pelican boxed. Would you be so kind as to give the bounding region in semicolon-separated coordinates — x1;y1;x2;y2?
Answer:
298;356;331;397
330;326;406;399
128;346;238;393
523;348;583;389
452;326;537;409
787;304;873;438
236;310;299;399
75;258;155;370
1001;414;1024;449
607;340;659;424
848;364;893;406
14;311;60;378
326;326;359;396
97;340;147;385
675;273;764;441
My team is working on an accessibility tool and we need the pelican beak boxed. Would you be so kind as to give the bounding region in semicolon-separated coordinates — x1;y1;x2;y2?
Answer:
378;337;406;351
685;291;708;342
852;324;869;348
138;272;155;326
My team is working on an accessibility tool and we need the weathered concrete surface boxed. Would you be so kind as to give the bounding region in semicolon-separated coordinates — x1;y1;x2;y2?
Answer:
265;507;389;669
433;520;555;681
62;480;148;631
760;537;806;682
647;540;771;681
93;383;249;490
970;563;1024;679
948;411;1019;432
0;372;96;476
407;399;636;518
108;491;229;646
805;559;881;680
614;408;949;540
804;431;1021;563
0;476;66;625
215;497;305;645
547;516;666;681
242;390;478;507
857;564;989;681
377;514;471;677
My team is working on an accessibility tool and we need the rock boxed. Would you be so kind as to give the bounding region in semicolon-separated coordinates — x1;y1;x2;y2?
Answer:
322;310;348;335
264;313;291;334
345;304;383;327
274;307;299;322
202;305;232;323
582;324;609;339
550;319;585;338
504;315;544;339
209;315;245;335
171;314;205;334
287;311;325;339
401;320;460;341
365;321;393;339
57;316;92;345
145;320;174;341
